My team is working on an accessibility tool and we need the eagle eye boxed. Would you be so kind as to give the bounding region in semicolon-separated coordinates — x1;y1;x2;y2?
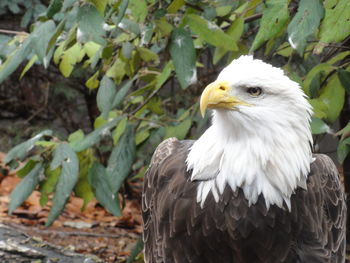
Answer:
247;87;262;97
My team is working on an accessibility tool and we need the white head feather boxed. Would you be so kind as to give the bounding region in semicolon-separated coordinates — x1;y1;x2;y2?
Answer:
186;56;313;210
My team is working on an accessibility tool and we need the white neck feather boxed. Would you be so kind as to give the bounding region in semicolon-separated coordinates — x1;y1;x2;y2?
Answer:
186;107;313;211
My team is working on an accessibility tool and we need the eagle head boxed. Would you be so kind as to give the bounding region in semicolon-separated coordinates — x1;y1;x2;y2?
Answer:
187;56;314;210
200;55;312;136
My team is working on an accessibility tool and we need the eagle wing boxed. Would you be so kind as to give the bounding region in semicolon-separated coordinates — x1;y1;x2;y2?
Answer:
142;138;191;262
296;154;347;262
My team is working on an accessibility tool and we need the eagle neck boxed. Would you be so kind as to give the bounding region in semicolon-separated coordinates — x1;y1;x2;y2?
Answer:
186;112;313;211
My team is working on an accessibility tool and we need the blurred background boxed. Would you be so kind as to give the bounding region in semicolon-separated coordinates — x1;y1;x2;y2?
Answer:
0;0;349;262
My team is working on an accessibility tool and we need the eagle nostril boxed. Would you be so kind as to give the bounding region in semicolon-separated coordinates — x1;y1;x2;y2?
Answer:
219;86;226;91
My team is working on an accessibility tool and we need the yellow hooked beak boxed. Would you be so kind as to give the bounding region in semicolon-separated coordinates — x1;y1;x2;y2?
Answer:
200;81;250;117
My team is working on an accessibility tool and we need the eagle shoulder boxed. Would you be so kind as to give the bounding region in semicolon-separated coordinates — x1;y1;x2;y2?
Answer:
149;137;180;168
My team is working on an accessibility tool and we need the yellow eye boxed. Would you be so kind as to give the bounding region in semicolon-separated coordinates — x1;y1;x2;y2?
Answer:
247;87;262;97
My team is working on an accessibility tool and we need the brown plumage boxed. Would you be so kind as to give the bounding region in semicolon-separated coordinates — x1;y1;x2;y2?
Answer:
142;138;346;263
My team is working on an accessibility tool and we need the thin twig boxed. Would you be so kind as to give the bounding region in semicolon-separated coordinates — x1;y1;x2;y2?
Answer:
129;89;161;115
185;3;204;12
6;223;132;239
129;77;172;115
129;115;165;126
26;82;50;122
33;230;126;239
244;13;262;23
0;29;28;36
244;1;263;14
307;40;350;50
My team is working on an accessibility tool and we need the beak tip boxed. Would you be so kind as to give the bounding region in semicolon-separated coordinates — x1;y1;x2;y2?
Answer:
199;98;207;118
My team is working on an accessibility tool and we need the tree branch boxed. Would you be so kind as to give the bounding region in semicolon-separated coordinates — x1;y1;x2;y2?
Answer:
0;29;28;36
244;13;262;23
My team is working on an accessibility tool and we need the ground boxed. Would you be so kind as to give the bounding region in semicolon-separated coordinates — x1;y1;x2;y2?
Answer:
0;152;143;263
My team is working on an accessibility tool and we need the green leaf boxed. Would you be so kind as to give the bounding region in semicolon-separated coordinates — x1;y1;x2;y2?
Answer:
107;125;136;193
77;4;106;45
140;23;154;46
186;14;238;51
251;0;289;51
216;5;233;17
155;18;173;37
68;129;85;144
8;3;20;14
112;76;137;108
118;18;141;35
74;150;95;209
309;71;322;98
20;55;38;79
0;37;32;83
164;119;192;140
88;162;121;216
336;121;350;141
63;0;75;10
147;97;163;114
213;17;244;64
135;129;150;145
53;42;64;64
129;0;147;23
276;42;293;57
106;59;126;83
17;160;37;178
337;137;350;163
47;0;63;19
9;163;43;214
338;69;350;95
70;118;120;152
5;130;53;164
327;51;350;65
35;141;57;148
310;117;330;135
170;28;197;89
47;143;79;226
59;43;85;77
112;117;128;145
227;17;245;42
114;0;129;25
137;47;159;63
47;20;66;56
84;41;101;58
85;71;100;90
97;76;117;118
40;166;61;206
155;61;173;89
94;115;108;129
122;42;134;59
87;0;107;15
318;73;345;123
167;0;185;13
309;98;328;119
30;21;56;64
303;63;333;96
287;0;324;56
315;0;350;54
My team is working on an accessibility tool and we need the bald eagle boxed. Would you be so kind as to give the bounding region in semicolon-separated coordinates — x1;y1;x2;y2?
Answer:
142;56;346;263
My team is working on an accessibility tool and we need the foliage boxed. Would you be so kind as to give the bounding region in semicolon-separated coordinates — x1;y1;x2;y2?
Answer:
0;0;47;28
1;0;350;228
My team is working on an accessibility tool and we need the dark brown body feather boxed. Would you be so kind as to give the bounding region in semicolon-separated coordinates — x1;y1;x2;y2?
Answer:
142;138;346;263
